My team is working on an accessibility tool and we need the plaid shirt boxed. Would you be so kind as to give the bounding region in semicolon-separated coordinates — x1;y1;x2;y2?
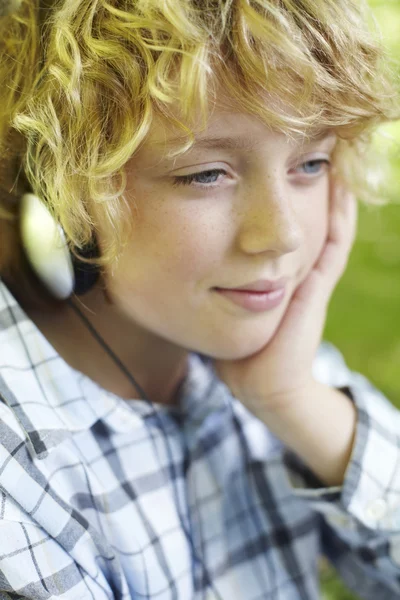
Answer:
0;278;399;600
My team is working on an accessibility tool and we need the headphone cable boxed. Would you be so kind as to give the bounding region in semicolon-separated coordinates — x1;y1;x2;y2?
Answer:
67;298;225;600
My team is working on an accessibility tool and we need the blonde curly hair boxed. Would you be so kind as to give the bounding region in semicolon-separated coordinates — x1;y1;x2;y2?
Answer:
0;0;399;267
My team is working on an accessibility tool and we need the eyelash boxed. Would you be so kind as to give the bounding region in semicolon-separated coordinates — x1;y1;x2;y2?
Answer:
172;159;331;189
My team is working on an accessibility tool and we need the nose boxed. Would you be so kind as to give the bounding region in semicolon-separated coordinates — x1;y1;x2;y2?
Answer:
236;179;303;256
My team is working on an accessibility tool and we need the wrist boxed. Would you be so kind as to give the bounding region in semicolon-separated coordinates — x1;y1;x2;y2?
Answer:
259;380;357;487
258;377;319;417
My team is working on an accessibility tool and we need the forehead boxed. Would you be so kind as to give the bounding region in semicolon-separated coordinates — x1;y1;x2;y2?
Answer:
141;105;335;159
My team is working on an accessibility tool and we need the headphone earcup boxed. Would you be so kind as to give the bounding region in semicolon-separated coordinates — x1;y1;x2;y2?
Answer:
71;238;100;296
20;193;99;299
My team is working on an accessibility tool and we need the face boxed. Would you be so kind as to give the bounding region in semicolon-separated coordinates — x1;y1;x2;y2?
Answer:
101;104;337;360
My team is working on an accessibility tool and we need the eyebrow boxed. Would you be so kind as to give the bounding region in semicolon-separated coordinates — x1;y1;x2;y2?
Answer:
154;129;335;152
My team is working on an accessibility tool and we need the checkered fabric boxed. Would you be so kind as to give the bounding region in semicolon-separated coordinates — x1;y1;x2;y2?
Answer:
0;278;399;599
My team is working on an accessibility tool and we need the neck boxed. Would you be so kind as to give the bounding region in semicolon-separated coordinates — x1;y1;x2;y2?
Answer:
22;281;189;406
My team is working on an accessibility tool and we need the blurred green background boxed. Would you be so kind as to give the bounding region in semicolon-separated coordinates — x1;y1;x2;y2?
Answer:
320;1;400;598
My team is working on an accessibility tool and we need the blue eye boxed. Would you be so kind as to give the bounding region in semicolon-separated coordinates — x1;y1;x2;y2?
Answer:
297;159;331;175
172;169;226;187
172;160;330;189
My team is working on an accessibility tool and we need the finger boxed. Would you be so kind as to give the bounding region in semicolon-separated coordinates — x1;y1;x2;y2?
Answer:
316;184;358;297
328;178;358;246
267;183;357;344
287;184;357;314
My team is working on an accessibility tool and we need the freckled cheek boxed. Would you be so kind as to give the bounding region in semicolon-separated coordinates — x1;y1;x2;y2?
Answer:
126;206;227;286
161;228;224;285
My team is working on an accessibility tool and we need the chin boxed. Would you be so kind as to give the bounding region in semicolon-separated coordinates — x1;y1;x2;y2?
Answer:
204;321;281;361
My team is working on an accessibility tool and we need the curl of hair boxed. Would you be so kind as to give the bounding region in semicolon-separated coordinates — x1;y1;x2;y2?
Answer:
0;0;399;266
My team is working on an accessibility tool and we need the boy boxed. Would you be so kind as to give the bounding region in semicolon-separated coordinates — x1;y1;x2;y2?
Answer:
0;0;399;598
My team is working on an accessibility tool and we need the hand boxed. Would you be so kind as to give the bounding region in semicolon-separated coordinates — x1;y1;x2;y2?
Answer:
213;177;358;417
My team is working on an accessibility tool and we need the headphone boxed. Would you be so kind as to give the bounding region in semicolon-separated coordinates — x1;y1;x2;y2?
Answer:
20;192;100;299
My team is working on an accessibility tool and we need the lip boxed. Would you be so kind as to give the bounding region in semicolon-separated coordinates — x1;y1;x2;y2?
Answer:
214;282;287;313
215;277;288;292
